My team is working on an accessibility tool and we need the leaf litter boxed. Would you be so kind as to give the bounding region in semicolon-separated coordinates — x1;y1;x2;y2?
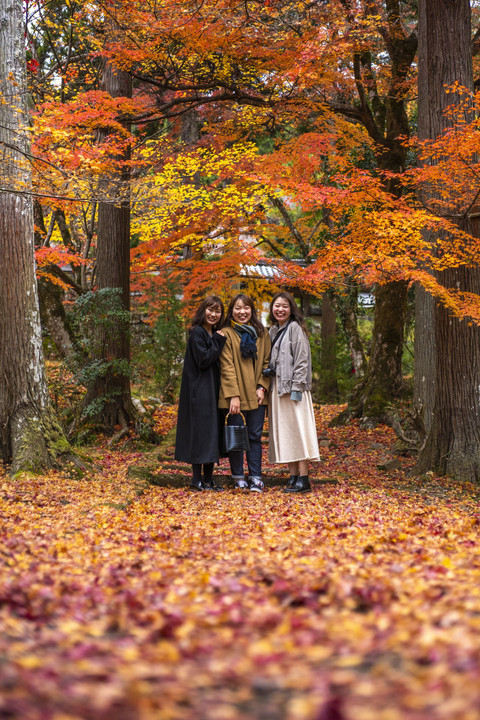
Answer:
0;405;479;719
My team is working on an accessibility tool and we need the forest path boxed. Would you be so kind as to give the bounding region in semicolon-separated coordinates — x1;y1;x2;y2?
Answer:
0;406;479;719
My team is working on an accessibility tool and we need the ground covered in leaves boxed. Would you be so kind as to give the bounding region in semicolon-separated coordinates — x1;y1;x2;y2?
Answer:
1;406;480;720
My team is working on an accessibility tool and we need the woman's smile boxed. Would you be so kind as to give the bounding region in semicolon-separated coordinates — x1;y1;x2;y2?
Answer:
232;300;252;324
272;299;291;325
204;306;221;327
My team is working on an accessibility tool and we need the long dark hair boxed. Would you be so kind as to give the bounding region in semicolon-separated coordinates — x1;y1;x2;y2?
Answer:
223;293;265;336
268;291;308;334
190;295;225;331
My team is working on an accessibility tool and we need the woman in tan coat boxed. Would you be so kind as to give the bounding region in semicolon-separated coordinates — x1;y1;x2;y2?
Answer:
219;294;271;492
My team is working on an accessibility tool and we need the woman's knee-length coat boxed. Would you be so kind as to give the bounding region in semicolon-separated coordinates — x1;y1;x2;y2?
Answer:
174;326;226;464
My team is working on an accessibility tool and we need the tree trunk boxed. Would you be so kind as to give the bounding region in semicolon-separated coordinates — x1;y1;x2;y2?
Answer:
0;0;71;473
413;0;439;435
33;201;83;364
415;0;480;481
417;256;480;479
333;286;367;377
83;43;133;432
319;293;340;402
413;284;435;433
354;145;410;418
38;278;81;364
333;281;407;425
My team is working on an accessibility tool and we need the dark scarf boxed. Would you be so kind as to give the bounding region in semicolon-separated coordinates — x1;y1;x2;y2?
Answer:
232;321;258;360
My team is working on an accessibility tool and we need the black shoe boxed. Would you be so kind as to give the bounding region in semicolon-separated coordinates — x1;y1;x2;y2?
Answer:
189;478;205;491
282;475;298;492
203;480;224;492
284;475;312;493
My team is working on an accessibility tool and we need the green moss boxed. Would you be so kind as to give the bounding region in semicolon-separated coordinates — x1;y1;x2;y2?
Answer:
10;404;95;477
362;390;391;419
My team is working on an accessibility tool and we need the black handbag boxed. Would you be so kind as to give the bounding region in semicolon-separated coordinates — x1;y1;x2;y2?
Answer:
224;412;250;453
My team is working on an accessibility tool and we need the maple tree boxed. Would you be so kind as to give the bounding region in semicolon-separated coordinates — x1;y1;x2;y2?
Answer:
285;0;416;421
26;1;149;431
106;0;420;421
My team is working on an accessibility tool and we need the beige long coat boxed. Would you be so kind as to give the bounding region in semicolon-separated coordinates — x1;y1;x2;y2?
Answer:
218;326;271;411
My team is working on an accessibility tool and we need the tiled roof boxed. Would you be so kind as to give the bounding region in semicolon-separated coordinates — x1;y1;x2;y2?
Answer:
240;263;280;279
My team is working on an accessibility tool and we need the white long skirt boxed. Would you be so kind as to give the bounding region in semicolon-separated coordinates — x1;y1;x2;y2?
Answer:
268;381;320;464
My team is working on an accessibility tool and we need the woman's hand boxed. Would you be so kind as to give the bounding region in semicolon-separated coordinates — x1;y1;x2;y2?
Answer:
229;396;241;414
256;387;265;405
216;330;225;337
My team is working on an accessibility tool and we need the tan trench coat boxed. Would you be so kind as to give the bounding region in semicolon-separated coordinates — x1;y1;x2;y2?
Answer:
218;326;271;411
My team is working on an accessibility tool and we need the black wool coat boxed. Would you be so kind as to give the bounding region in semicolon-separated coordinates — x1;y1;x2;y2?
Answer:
174;326;227;464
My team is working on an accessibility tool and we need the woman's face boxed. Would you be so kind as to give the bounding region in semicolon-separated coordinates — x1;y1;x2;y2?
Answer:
272;297;291;325
204;304;222;328
232;299;252;325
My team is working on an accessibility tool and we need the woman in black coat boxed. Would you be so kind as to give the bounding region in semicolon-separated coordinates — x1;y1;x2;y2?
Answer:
174;296;226;490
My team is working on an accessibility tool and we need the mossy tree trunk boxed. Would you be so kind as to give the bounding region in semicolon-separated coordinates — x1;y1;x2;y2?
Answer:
334;280;408;425
0;0;72;474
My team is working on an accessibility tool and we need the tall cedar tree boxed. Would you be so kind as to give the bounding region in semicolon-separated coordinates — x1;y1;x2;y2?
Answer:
0;0;71;473
415;0;480;481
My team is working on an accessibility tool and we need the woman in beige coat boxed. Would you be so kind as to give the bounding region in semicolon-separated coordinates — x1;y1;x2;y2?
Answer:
219;294;271;492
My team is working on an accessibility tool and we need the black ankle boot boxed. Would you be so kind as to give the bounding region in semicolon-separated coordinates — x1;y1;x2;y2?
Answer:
283;475;298;492
284;475;312;493
189;478;205;491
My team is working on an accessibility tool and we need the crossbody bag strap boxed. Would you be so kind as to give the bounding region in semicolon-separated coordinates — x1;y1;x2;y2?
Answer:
270;319;292;366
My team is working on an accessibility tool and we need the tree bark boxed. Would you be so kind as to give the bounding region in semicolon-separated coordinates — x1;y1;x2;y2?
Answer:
38;278;81;364
0;0;71;473
83;39;133;431
333;286;367;377
415;0;480;481
413;284;435;433
319;293;340;402
417;254;480;480
334;280;407;425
